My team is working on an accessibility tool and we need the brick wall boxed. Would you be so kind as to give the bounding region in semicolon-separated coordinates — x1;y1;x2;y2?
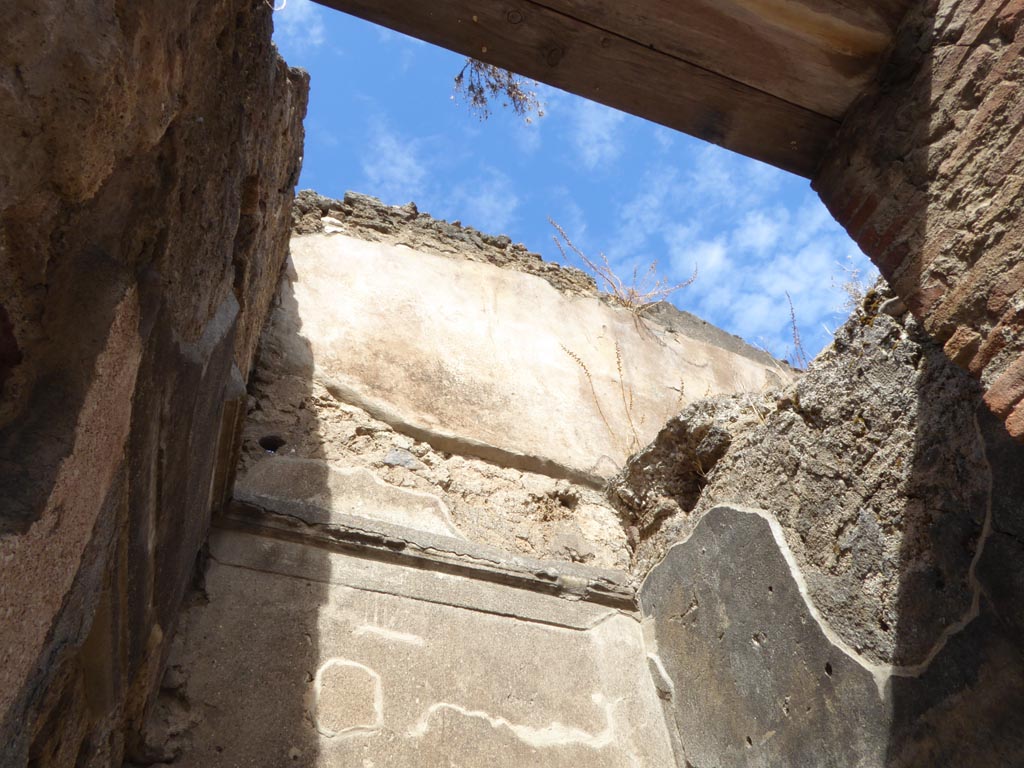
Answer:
815;0;1024;437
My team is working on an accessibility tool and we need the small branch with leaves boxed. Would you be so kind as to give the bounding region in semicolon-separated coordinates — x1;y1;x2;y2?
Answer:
452;58;544;123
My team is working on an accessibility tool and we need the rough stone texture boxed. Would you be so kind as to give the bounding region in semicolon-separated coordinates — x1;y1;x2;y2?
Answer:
624;278;1024;765
143;525;676;767
814;0;1024;438
0;2;308;765
292;190;601;298
610;392;775;551
241;367;632;569
618;282;1020;668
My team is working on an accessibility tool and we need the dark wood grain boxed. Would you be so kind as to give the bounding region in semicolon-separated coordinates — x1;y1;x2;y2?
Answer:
534;0;912;118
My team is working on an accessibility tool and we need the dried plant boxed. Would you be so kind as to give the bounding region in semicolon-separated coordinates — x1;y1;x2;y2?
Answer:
614;342;642;451
562;343;643;461
453;58;544;123
786;291;810;371
834;254;872;313
549;219;697;315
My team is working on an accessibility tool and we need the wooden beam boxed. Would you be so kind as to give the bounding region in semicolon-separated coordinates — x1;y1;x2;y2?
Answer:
314;0;840;177
534;0;909;118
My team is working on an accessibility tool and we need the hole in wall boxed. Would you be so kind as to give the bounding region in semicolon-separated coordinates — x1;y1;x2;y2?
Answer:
259;434;287;453
0;302;23;391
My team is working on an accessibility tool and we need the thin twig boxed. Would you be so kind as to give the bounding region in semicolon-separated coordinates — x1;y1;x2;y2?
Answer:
786;291;809;370
614;342;641;452
549;219;696;314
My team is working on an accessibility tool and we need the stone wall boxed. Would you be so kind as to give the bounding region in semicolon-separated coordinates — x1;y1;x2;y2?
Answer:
235;193;795;571
620;282;1024;765
814;0;1024;438
0;2;308;765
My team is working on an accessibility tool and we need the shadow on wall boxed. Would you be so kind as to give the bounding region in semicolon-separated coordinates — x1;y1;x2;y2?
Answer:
0;2;308;763
815;2;1024;762
885;398;1024;764
815;0;1024;439
140;264;333;767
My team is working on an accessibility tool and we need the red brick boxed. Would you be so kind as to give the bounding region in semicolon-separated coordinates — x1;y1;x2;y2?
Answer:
845;194;881;242
1006;399;1024;440
985;261;1024;318
971;327;1009;376
815;0;1024;437
944;327;983;367
984;355;1024;416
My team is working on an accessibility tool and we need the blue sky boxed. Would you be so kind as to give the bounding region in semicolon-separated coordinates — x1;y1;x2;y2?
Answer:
272;1;876;362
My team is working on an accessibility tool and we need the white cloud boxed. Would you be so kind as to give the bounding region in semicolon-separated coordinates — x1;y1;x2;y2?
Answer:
360;122;428;203
570;99;626;170
273;0;326;50
684;238;730;283
606;166;683;260
647;176;880;362
449;169;520;233
652;125;676;152
732;209;786;253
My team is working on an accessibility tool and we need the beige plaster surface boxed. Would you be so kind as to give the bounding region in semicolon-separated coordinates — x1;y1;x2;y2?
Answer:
283;233;791;481
237;456;463;538
167;527;675;767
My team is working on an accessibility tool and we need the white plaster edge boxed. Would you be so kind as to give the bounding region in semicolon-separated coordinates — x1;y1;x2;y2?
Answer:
646;653;675;700
408;694;618;749
313;658;384;738
253;458;465;540
880;411;994;678
353;624;426;647
638;416;996;701
712;504;896;697
341;464;465;541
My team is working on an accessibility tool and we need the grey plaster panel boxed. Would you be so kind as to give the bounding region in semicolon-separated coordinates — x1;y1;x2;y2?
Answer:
640;505;887;768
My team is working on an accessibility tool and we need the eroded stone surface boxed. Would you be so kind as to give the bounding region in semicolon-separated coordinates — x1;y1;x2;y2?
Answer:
237;457;463;539
279;229;791;481
625;280;1024;766
237;208;794;571
240;372;632;569
0;2;307;763
619;283;1015;667
292;191;601;298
